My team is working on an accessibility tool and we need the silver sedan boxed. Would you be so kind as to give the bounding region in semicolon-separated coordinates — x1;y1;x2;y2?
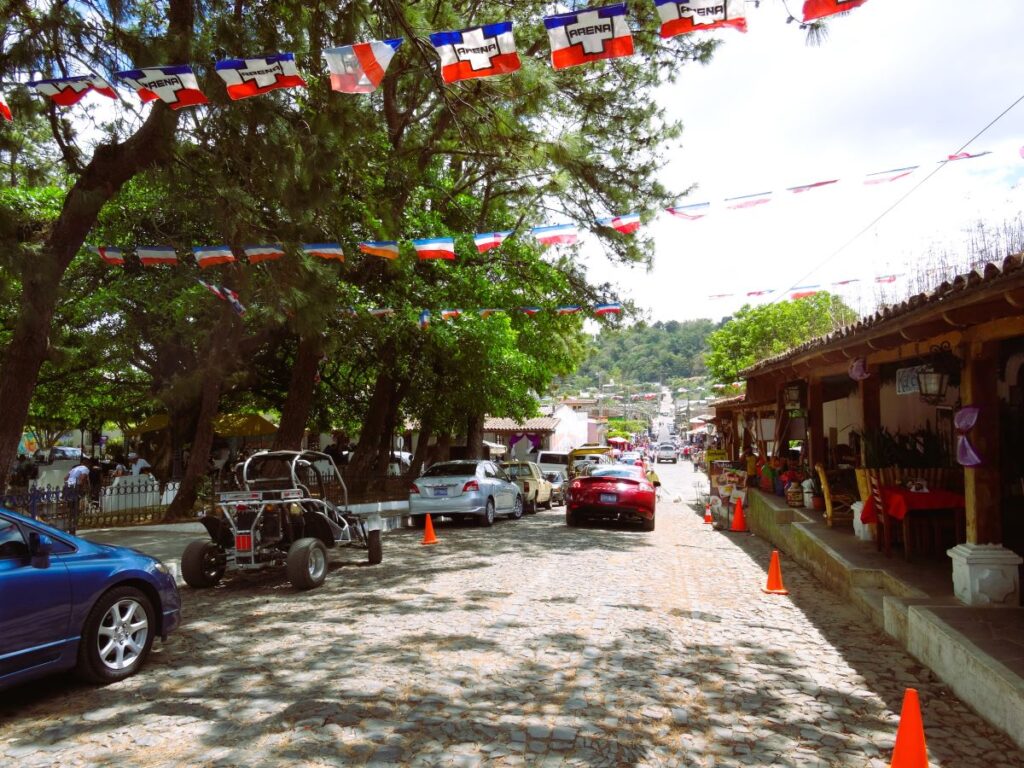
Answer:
408;460;523;527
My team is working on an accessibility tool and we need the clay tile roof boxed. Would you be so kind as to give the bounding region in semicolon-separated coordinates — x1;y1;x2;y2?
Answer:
739;253;1024;377
484;416;559;432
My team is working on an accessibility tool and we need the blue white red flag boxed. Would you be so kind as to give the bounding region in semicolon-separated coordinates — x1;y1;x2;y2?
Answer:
709;294;733;299
746;290;772;296
666;203;710;220
478;308;505;318
875;274;899;284
91;246;124;266
556;305;582;315
655;0;748;38
197;279;226;300
29;75;117;107
440;309;462;320
946;151;991;162
791;290;819;300
0;94;11;121
520;307;542;316
114;65;207;110
532;224;578;246
419;310;431;329
430;22;521;83
412;237;456;261
544;3;634;70
244;245;285;264
832;278;860;285
340;307;359;318
369;308;395;318
725;192;772;209
137;246;178;266
221;285;246;316
474;231;513;253
864;166;917;185
193;246;236;268
359;241;400;259
787;179;838;194
215;54;306;100
598;213;641;234
302;243;345;261
594;302;622;315
803;0;868;23
323;39;402;94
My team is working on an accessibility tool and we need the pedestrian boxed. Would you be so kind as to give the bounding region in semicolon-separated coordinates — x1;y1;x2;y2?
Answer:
88;458;103;503
129;452;152;476
64;458;91;532
646;466;662;501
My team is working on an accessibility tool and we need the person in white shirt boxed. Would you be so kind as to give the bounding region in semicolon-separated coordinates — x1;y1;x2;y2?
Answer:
65;460;90;488
129;453;152;476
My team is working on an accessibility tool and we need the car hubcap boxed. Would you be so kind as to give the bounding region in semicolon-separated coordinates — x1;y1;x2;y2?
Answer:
308;547;326;579
97;599;148;671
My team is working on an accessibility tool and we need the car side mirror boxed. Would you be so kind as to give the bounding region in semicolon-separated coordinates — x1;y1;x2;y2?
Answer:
29;532;53;567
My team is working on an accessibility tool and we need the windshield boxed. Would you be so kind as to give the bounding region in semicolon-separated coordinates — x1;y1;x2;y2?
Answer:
545;472;563;482
423;462;478;477
502;464;530;477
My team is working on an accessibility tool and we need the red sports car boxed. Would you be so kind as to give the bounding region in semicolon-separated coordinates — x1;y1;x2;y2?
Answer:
566;465;656;531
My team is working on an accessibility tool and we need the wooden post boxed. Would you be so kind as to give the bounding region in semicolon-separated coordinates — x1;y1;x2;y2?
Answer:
859;363;881;466
960;341;1002;544
808;378;825;470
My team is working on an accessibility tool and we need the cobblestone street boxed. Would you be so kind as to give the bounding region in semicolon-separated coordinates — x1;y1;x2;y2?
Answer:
2;461;1022;767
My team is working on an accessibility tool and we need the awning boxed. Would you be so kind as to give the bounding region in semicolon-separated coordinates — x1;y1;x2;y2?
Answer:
124;412;278;437
483;440;507;455
606;436;629;444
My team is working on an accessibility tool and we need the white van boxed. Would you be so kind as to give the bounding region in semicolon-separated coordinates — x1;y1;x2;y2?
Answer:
536;451;570;476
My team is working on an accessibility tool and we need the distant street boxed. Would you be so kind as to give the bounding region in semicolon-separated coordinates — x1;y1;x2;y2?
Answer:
2;460;1021;767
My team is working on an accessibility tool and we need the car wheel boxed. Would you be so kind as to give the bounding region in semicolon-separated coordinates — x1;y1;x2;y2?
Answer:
181;540;225;588
542;494;553;510
509;494;524;520
642;515;656;532
412;515;427;528
566;509;577;527
526;496;537;514
478;497;495;527
77;586;155;684
287;537;329;589
367;529;382;565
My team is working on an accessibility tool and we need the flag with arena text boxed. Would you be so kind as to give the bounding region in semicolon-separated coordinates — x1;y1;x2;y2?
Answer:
323;39;402;94
0;94;11;121
430;22;521;83
244;245;285;264
137;246;179;266
114;65;208;109
29;75;117;106
193;246;236;268
91;246;124;266
474;231;513;252
802;0;868;22
655;0;748;38
544;3;634;70
215;54;306;100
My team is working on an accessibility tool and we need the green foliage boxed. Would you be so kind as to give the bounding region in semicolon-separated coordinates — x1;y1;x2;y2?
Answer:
704;293;858;383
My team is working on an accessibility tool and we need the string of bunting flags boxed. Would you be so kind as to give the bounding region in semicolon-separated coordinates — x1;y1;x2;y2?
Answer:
707;272;910;302
0;0;871;122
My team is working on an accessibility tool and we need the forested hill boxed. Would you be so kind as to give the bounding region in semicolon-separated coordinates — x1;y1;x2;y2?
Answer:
569;319;718;387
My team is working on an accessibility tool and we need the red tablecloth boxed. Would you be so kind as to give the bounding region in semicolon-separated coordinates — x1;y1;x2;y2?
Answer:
861;486;966;524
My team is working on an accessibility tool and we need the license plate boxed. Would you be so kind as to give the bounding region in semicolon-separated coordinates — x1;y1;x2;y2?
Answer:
600;493;617;503
434;486;448;497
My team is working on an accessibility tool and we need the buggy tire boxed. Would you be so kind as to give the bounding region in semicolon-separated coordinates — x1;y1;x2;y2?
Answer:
77;586;155;684
181;540;225;588
367;529;382;565
287;538;329;590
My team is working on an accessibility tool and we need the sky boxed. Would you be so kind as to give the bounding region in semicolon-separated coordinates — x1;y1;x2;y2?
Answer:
581;0;1024;324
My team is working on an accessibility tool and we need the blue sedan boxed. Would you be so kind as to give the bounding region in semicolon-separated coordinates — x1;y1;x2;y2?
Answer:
0;507;181;689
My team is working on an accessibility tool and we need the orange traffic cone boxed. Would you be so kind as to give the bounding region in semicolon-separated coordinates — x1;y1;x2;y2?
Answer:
762;550;788;594
729;496;748;532
889;688;928;768
703;505;713;525
421;514;438;546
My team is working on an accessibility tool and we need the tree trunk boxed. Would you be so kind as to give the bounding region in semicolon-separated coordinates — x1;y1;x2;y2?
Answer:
410;412;435;477
272;334;322;450
348;369;397;478
465;413;484;459
0;0;192;488
165;356;224;519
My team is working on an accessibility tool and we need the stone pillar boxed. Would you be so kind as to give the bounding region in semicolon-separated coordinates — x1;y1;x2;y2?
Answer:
948;544;1023;606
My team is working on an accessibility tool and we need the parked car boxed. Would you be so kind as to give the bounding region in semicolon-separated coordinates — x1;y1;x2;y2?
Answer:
619;451;643;465
0;506;181;690
565;464;656;531
501;461;553;513
656;443;678;464
545;470;568;506
409;460;523;526
536;450;570;476
182;450;383;592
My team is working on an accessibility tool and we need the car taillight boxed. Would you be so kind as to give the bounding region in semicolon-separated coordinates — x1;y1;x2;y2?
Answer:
571;480;583;491
410;483;420;494
463;480;479;492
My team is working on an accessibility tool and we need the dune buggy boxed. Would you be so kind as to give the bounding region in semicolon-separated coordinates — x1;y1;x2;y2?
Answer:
181;450;383;591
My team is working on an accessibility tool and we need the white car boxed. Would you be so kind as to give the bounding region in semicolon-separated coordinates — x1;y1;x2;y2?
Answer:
656;443;678;463
409;460;523;526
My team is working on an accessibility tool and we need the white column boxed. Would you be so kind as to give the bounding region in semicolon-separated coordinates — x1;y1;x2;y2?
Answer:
948;543;1023;606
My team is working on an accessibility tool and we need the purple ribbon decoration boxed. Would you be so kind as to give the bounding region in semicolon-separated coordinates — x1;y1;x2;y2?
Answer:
955;406;982;467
